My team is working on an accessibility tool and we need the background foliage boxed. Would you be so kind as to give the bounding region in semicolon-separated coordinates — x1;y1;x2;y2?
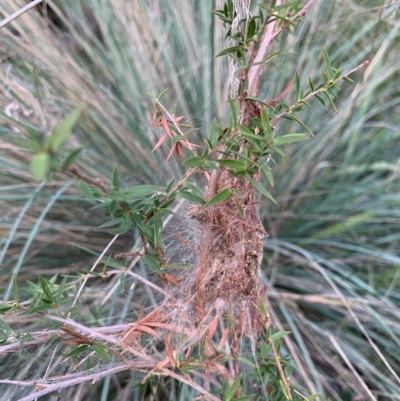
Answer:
0;0;400;400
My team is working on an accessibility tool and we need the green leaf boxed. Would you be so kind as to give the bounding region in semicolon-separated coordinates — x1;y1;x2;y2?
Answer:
183;182;203;196
131;214;157;247
0;110;40;140
112;167;121;191
226;376;241;401
157;88;168;100
332;67;342;80
269;145;286;157
260;160;274;187
182;156;203;168
247;177;277;204
261;343;272;359
295;72;300;102
271;331;291;341
0;304;13;314
112;213;132;235
179;190;205;205
279;380;288;398
123;185;163;198
100;259;126;269
246;17;256;42
23;303;54;314
92;343;111;360
232;396;256;401
77;180;95;201
0;319;14;337
273;134;309;146
31;152;50;181
260;109;273;138
63;146;85;168
142;254;162;274
205;188;232;206
64;345;90;359
283;114;314;136
216;159;247;171
109;199;119;216
214;45;244;59
45;334;60;347
106;191;128;201
209;118;223;148
315;94;326;107
48;105;86;152
308;76;315;91
38;274;54;303
12;276;19;304
322;47;331;80
98;218;123;228
56;275;68;304
323;90;338;113
306;394;319;401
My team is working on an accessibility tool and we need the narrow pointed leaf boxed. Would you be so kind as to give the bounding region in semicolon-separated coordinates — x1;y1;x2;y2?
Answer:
31;152;50;181
112;167;121;191
179;190;205;205
247;177;277;204
112;213;132;235
209;118;223;148
216;159;247;170
205;188;232;206
92;343;111;360
124;185;163;198
63;146;85;168
273;134;309;146
214;45;244;59
142;255;162;274
77;180;95;201
49;105;86;152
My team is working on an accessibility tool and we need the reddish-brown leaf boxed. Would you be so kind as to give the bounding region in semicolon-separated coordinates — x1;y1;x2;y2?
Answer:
166;143;176;161
152;131;168;152
160;272;179;287
206;313;221;341
134;324;160;338
161;116;174;138
164;338;176;368
176;142;185;158
218;328;230;351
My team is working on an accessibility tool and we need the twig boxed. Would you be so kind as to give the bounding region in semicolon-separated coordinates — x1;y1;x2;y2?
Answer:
270;338;292;400
271;0;319;42
0;0;44;29
15;364;137;401
65;165;109;194
271;60;369;125
161;368;222;401
105;270;169;297
70;234;119;311
247;0;319;97
153;99;187;139
247;0;283;97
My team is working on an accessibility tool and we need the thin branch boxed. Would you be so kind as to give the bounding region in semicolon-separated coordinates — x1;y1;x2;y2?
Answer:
247;0;319;97
271;60;369;125
16;364;136;401
106;270;169;297
270;338;292;400
247;0;283;97
65;165;109;194
70;234;120;311
161;368;222;401
271;0;319;42
0;0;44;29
